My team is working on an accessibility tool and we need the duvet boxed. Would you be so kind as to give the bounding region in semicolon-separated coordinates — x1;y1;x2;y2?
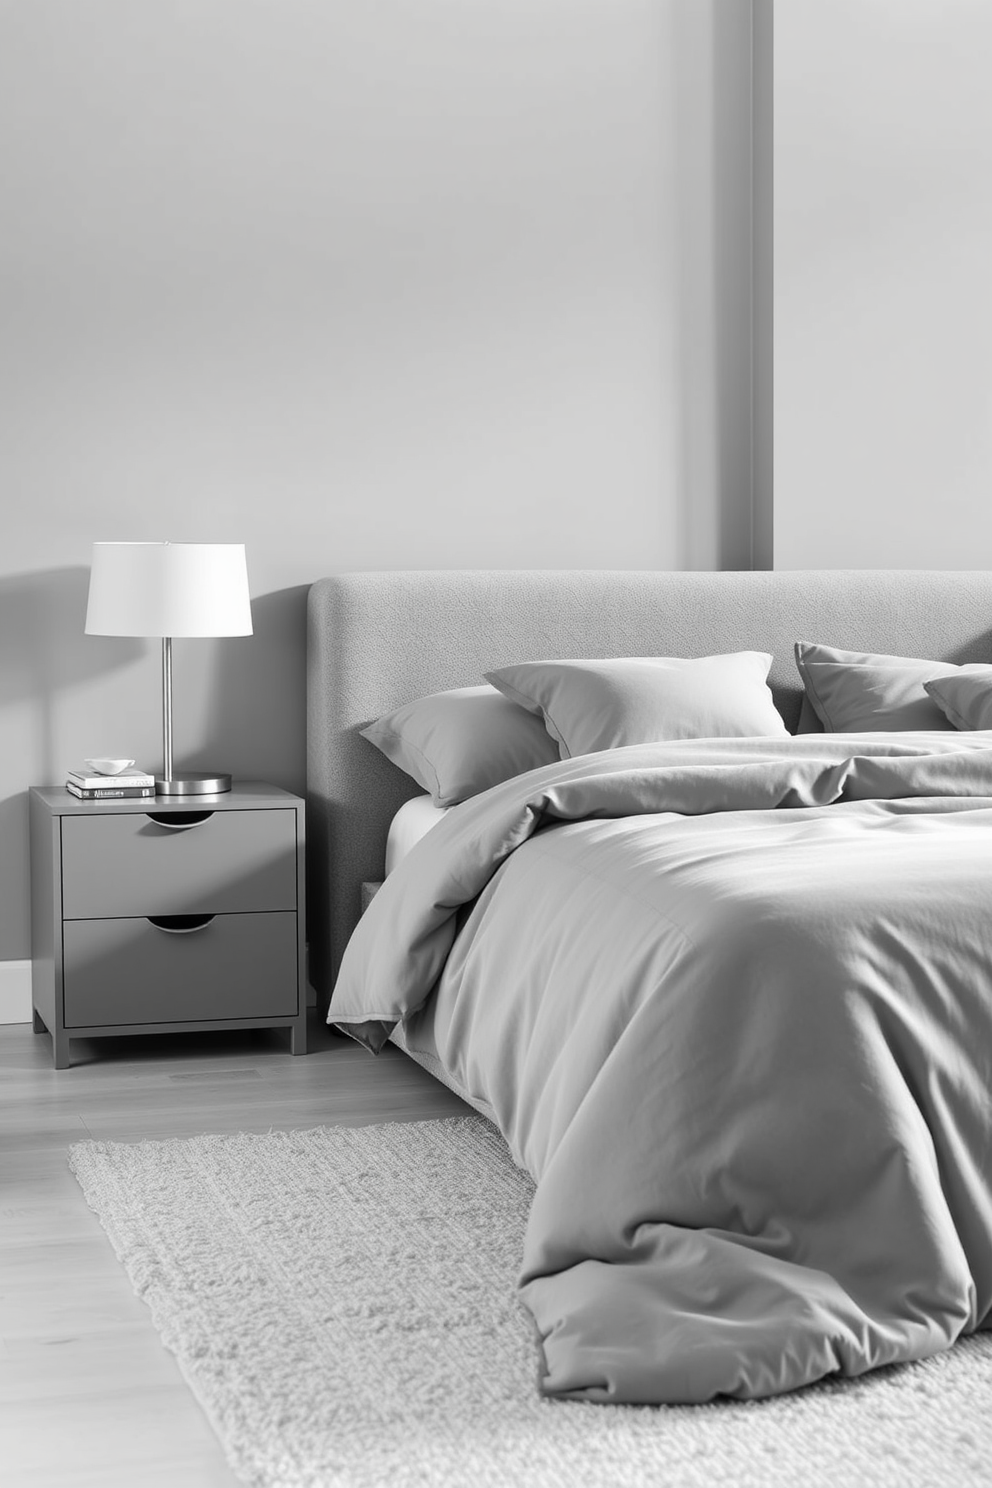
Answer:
330;734;992;1403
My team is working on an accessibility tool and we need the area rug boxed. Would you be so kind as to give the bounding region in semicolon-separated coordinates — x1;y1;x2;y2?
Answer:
70;1116;992;1488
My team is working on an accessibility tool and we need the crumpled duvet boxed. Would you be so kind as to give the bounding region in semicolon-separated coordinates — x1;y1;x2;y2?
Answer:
330;734;992;1403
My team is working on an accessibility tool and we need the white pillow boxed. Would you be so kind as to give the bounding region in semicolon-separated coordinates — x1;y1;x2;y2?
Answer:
924;669;992;731
484;654;787;759
360;685;558;806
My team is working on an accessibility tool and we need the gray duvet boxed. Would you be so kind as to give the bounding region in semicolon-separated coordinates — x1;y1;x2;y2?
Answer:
330;734;992;1403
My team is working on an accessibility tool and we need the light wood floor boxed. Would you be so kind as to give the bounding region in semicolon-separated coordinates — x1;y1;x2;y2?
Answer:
0;1014;468;1488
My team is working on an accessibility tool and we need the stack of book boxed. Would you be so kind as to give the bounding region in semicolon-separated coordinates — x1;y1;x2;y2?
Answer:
65;767;156;801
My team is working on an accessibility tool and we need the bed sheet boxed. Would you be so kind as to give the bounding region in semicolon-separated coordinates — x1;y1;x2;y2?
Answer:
384;794;449;876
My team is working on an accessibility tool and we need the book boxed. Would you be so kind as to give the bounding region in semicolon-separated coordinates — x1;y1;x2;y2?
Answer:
66;782;156;800
66;767;155;789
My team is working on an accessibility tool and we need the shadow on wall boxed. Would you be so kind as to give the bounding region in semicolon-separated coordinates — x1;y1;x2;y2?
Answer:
0;792;29;964
672;0;755;571
181;585;309;797
0;567;144;958
0;567;145;781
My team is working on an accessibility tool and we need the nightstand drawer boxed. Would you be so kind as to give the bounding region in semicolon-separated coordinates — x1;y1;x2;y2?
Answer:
63;911;298;1027
61;809;297;919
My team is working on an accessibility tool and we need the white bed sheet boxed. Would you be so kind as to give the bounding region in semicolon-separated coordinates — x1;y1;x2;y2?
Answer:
384;794;450;875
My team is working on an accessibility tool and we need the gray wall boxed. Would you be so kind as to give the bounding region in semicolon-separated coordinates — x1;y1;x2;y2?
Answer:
0;0;756;962
773;0;992;566
751;0;774;570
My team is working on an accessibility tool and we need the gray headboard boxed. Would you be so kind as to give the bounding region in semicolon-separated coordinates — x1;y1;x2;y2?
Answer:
306;568;992;1005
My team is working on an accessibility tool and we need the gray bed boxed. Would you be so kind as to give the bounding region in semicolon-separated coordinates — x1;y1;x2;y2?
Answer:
306;566;992;1002
307;567;992;1405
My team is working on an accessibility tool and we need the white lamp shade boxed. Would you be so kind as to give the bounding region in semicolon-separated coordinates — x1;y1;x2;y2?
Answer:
85;542;253;638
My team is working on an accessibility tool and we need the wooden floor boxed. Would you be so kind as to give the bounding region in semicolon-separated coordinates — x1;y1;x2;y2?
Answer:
0;1014;468;1488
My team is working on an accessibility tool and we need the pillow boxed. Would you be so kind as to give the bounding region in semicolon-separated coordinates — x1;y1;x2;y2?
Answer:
360;685;559;807
793;642;986;733
483;653;787;759
924;669;992;731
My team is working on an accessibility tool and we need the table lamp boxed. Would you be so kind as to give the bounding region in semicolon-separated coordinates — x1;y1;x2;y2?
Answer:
85;541;253;795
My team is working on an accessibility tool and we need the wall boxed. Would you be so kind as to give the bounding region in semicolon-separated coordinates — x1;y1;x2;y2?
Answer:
751;0;774;569
773;0;992;568
0;0;756;971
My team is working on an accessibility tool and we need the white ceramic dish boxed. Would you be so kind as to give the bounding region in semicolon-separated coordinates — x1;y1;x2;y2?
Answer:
84;758;137;776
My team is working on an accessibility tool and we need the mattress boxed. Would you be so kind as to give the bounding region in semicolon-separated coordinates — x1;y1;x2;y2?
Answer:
384;794;449;876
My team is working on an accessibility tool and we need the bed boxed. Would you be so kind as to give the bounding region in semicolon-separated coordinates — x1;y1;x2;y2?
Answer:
306;568;992;1405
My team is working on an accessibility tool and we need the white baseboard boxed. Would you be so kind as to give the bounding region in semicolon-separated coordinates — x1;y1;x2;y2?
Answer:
0;960;32;1024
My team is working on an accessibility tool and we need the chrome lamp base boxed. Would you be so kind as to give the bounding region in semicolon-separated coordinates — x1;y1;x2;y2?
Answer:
157;638;232;795
155;772;232;796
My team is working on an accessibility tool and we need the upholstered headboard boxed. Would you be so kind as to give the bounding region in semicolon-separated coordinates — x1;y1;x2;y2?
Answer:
306;568;992;1005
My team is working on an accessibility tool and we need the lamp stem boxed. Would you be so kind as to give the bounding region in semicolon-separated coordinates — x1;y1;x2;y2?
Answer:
162;635;173;784
155;632;230;795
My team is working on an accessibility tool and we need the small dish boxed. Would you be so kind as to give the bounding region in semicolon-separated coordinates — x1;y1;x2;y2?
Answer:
84;758;137;776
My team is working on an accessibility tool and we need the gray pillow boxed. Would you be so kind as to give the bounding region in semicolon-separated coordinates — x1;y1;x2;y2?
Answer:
360;685;559;807
484;654;787;759
924;669;992;731
794;642;984;732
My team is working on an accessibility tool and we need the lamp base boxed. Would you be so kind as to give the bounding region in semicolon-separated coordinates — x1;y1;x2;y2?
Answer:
155;772;232;796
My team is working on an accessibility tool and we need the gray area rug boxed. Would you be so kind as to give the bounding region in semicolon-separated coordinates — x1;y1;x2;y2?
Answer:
70;1116;992;1488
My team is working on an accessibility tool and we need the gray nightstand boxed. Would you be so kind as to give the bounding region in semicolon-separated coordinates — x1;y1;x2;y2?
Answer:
29;782;307;1068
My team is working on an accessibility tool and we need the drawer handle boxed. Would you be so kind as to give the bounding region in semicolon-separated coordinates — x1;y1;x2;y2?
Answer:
147;914;216;934
146;811;215;831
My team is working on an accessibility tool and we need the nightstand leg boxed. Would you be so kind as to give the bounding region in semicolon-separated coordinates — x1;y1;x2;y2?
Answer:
53;1030;72;1069
32;1007;46;1034
290;1018;308;1056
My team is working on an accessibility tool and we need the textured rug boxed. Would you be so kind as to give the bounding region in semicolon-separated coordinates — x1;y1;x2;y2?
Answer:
70;1116;992;1488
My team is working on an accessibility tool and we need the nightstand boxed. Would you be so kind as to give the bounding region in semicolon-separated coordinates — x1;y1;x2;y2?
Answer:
29;782;307;1068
